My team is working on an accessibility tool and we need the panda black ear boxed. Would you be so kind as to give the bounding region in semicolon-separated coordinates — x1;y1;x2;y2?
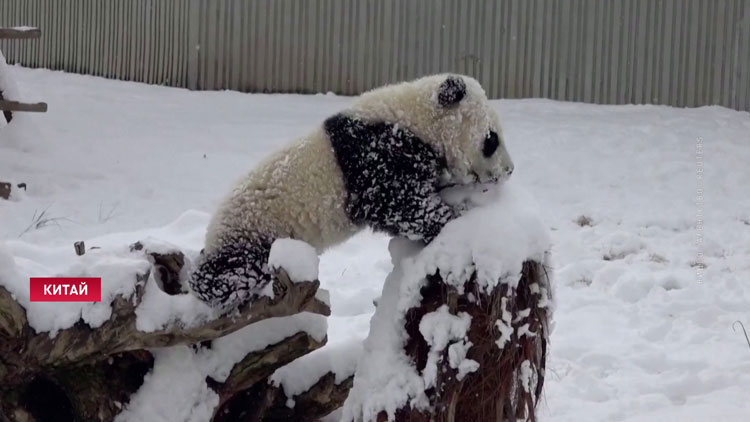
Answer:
436;76;467;108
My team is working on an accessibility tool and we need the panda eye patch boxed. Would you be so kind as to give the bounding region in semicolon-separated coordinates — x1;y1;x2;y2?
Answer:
483;131;500;157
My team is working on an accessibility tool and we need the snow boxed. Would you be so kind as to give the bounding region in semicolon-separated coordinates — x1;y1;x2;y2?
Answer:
9;26;38;32
205;312;328;383
342;184;551;421
419;305;477;385
270;339;363;407
0;50;20;101
135;267;215;332
268;238;320;282
114;346;219;422
495;297;514;349
340;238;430;422
0;209;218;336
1;65;750;421
0;50;35;149
117;312;327;422
447;340;479;381
0;241;151;336
400;183;552;308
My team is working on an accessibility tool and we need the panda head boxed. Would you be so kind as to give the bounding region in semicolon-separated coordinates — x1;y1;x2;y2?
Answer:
349;74;514;186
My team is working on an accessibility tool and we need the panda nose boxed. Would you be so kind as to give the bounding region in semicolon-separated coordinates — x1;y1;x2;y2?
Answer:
504;166;514;175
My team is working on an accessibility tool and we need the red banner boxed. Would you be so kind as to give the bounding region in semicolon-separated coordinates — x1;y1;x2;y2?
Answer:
29;277;102;302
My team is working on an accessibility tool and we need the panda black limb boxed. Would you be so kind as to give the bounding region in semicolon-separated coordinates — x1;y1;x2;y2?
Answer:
325;114;457;243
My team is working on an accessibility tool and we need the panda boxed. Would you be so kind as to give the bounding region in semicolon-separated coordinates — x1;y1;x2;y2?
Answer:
189;74;514;311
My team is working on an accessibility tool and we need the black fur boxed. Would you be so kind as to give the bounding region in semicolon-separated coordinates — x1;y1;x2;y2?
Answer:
189;235;273;311
483;130;500;157
325;113;457;242
437;76;467;108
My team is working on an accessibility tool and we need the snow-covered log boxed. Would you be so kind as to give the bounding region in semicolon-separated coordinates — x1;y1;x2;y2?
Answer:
343;184;554;422
0;242;331;422
213;340;361;422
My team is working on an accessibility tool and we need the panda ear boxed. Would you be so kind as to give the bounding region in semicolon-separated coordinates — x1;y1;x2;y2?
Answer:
436;76;467;108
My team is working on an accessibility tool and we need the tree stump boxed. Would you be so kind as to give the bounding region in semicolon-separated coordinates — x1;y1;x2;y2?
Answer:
0;243;349;422
343;250;552;422
395;261;551;422
342;184;554;422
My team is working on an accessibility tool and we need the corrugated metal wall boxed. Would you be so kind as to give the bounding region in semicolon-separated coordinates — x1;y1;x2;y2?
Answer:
2;0;750;111
0;0;193;87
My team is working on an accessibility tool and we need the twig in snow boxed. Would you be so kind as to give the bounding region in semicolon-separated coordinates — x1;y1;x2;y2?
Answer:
18;204;70;237
732;321;750;351
97;201;120;223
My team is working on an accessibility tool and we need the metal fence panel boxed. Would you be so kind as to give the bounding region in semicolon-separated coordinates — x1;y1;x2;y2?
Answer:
1;0;749;111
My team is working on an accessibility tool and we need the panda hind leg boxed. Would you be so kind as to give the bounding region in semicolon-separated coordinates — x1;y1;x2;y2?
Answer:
188;239;273;312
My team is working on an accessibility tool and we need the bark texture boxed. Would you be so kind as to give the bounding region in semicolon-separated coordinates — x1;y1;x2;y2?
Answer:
380;260;552;422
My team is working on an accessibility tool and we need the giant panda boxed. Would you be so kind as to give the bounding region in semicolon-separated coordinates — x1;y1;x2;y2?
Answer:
189;74;514;311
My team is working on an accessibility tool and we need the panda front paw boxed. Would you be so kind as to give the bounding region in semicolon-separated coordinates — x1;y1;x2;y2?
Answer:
187;242;273;312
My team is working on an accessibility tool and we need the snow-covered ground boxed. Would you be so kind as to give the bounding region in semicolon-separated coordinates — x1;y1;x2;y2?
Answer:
1;66;749;421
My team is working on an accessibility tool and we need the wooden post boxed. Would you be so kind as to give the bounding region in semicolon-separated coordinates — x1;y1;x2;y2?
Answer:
0;182;10;200
0;91;12;123
0;100;48;113
0;28;42;40
74;241;86;256
0;26;46;124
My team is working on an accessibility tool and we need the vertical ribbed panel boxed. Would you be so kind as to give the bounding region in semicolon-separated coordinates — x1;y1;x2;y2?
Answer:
1;0;749;111
0;0;191;87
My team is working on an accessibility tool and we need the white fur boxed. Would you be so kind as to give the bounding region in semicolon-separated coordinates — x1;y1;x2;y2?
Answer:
205;128;358;255
349;74;513;184
205;74;513;255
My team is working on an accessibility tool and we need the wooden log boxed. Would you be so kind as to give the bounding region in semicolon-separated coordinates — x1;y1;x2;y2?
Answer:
264;373;354;422
0;100;47;113
0;28;41;40
210;331;328;422
1;350;154;422
0;244;334;422
213;371;354;422
0;267;329;384
0;182;10;200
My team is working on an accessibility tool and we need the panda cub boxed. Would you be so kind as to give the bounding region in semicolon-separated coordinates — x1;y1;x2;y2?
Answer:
190;74;514;311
